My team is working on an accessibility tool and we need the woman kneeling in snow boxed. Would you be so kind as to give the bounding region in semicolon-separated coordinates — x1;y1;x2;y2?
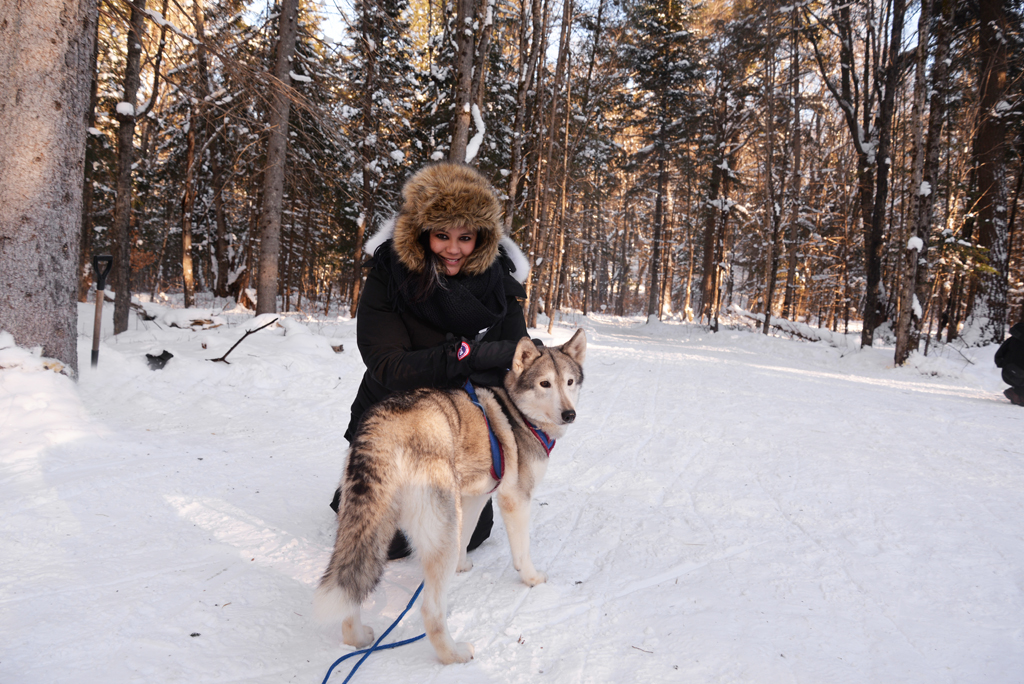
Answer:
330;162;531;559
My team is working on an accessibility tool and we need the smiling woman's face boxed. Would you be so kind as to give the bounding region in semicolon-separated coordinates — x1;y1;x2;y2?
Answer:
429;225;477;276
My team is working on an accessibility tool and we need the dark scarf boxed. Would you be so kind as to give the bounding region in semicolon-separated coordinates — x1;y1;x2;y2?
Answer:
373;240;508;339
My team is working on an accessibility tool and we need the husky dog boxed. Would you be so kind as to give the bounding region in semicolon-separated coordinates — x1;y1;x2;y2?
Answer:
315;329;586;664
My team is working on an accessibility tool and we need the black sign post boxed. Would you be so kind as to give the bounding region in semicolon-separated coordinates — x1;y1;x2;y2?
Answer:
91;255;113;368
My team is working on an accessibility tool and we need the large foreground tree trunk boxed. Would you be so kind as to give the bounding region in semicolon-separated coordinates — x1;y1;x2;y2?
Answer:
0;0;98;376
255;0;299;315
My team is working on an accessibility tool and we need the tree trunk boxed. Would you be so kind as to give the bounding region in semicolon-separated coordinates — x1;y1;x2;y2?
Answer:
647;141;666;319
110;0;148;334
582;198;593;314
191;1;230;299
760;2;783;333
0;0;97;375
616;195;629;316
348;0;383;317
255;0;299;315
181;113;196;308
896;0;949;365
210;147;230;298
700;161;724;323
964;0;1011;344
802;0;902;346
449;0;477;162
661;184;674;316
533;0;573;324
523;1;551;325
781;15;802;320
546;65;573;333
78;15;101;303
466;0;494;164
861;0;906;347
503;0;546;236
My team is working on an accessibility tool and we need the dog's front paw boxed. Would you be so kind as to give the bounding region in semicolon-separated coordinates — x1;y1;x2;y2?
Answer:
439;641;475;664
342;619;374;648
457;556;474;573
520;569;547;586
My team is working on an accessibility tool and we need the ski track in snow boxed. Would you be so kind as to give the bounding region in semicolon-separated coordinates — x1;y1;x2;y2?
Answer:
1;306;1022;683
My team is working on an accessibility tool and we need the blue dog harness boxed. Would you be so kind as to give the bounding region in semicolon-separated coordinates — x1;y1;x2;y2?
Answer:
463;380;556;486
463;379;505;482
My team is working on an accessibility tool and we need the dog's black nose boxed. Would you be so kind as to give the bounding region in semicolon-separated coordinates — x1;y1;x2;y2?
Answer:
561;409;576;423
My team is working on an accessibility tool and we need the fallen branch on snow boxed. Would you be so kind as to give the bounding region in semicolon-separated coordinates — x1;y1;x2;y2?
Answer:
209;318;279;364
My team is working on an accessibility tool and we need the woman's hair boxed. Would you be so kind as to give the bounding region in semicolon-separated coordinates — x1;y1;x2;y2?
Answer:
403;231;445;302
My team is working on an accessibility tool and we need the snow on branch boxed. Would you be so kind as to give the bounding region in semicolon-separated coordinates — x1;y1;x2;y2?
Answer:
464;104;486;164
138;5;198;45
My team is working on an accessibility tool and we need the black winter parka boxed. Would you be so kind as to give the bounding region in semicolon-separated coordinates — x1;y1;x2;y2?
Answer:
995;321;1024;390
345;255;528;441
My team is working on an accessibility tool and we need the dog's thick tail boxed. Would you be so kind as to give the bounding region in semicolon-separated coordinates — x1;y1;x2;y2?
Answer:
314;437;401;623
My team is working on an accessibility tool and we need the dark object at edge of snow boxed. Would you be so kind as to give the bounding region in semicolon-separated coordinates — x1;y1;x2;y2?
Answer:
146;350;174;370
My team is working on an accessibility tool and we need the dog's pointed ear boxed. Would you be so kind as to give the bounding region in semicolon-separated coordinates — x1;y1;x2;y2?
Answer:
559;328;587;365
511;336;542;375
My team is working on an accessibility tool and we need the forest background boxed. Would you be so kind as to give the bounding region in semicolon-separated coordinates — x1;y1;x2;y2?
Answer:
3;0;1024;375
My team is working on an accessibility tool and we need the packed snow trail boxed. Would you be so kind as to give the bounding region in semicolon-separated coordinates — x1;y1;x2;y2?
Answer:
1;306;1021;683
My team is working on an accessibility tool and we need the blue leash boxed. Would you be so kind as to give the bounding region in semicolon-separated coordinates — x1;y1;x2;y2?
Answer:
320;581;427;684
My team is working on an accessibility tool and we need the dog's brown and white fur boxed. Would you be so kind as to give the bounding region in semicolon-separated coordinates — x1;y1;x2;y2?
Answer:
314;329;586;664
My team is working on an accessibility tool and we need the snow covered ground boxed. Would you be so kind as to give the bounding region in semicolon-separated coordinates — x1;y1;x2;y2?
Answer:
2;300;1022;684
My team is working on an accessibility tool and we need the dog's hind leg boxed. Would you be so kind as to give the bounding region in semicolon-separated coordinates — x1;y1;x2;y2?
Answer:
456;493;490;573
405;486;474;664
313;441;400;648
497;490;546;586
313;583;374;648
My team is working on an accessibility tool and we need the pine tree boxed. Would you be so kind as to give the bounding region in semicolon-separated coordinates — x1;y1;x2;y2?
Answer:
338;0;421;314
618;0;701;319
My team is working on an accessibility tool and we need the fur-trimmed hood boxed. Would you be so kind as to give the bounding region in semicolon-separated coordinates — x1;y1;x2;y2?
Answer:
389;163;504;277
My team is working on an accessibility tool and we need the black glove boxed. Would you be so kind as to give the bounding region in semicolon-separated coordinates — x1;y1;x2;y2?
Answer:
469;368;507;387
445;336;517;385
468;339;518;372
